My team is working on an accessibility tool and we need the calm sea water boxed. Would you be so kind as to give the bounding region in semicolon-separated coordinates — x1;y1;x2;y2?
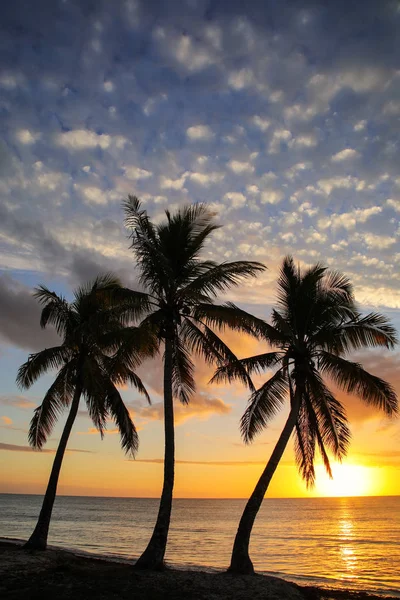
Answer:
0;494;399;597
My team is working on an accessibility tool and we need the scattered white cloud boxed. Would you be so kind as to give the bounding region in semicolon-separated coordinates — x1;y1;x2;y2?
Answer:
15;129;41;145
159;173;188;190
360;233;397;249
331;148;359;162
289;134;317;149
251;115;271;131
260;189;284;204
223;192;247;208
103;80;114;92
188;171;224;186
228;68;254;90
123;165;152;180
386;198;400;212
74;184;107;205
56;129;127;150
227;160;254;174
354;120;367;131
186;125;214;141
317;176;362;195
269;128;292;153
318;206;382;230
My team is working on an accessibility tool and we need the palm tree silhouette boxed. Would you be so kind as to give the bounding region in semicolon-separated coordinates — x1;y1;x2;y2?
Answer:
212;256;398;574
19;274;156;550
123;197;266;570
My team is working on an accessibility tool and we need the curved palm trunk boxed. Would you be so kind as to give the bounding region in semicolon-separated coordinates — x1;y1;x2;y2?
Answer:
228;390;301;574
134;337;174;570
24;385;82;550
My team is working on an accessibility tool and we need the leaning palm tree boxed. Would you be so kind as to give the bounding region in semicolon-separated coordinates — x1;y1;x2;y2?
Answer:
212;256;398;574
123;197;266;569
18;274;156;550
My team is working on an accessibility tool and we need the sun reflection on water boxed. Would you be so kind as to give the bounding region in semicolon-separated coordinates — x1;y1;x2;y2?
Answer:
337;501;359;580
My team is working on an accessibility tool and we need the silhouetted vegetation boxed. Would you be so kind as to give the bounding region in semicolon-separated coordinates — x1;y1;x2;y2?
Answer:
213;256;398;573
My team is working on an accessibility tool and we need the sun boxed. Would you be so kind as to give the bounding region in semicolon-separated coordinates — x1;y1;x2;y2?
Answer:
315;463;376;497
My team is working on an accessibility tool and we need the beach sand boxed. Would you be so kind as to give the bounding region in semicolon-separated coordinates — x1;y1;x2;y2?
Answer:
0;540;396;600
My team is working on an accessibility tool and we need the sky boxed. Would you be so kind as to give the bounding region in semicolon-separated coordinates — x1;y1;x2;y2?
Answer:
0;0;400;499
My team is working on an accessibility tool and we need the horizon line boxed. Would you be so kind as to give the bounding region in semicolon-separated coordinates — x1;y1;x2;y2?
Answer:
1;492;399;500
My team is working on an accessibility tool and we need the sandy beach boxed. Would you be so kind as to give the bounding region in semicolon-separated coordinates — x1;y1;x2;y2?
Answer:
1;540;397;600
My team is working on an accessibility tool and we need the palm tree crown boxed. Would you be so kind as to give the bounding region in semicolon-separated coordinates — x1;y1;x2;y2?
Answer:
18;274;153;453
213;256;398;573
123;197;266;569
18;274;156;551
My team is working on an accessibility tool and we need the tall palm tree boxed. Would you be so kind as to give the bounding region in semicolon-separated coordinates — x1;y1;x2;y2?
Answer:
123;197;266;570
18;274;156;551
212;256;398;574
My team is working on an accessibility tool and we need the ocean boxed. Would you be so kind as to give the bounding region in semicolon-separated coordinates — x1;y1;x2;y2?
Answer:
0;494;399;597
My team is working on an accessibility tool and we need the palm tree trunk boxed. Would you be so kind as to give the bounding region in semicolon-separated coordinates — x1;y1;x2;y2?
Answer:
24;385;82;550
134;337;174;570
228;389;301;574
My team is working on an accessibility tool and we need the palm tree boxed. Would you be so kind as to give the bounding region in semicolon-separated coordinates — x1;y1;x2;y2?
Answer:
212;256;398;574
18;274;156;551
123;197;266;569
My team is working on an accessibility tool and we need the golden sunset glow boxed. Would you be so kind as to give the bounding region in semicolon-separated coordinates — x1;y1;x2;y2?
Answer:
314;464;378;498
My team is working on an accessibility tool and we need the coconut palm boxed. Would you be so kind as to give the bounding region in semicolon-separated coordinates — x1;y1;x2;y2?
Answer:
212;256;398;574
18;274;156;551
123;197;266;569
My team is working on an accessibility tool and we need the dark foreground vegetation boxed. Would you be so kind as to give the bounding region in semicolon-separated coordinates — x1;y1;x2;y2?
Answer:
1;541;397;600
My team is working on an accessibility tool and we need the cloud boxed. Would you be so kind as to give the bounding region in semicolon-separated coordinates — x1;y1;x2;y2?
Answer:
269;129;292;154
15;129;41;145
56;130;127;150
0;395;37;410
1;416;12;425
251;116;270;131
77;427;119;435
159;174;187;190
386;198;400;212
318;206;382;231
289;134;318;149
137;394;231;426
0;276;60;351
227;160;254;174
188;171;224;186
186;125;214;141
260;189;284;205
123;165;152;180
223;192;247;209
74;184;107;206
331;148;359;162
0;442;94;453
317;176;361;195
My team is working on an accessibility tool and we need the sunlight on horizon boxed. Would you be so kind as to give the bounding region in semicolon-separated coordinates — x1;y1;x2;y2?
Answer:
314;464;378;497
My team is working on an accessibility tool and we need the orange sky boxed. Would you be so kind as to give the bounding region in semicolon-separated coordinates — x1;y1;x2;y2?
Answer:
1;339;399;499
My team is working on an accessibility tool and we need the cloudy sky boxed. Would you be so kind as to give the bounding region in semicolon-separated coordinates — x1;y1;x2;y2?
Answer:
1;0;400;499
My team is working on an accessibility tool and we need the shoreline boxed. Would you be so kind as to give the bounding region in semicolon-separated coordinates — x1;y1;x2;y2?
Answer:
1;539;398;600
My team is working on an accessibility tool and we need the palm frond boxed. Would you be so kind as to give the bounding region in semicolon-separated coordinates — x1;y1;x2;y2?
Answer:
240;368;289;443
28;364;75;449
306;370;351;460
181;318;256;390
193;302;280;342
105;383;139;455
319;351;398;415
181;261;266;298
171;337;196;404
34;286;72;336
17;346;71;389
294;399;316;487
81;357;109;436
210;351;283;387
